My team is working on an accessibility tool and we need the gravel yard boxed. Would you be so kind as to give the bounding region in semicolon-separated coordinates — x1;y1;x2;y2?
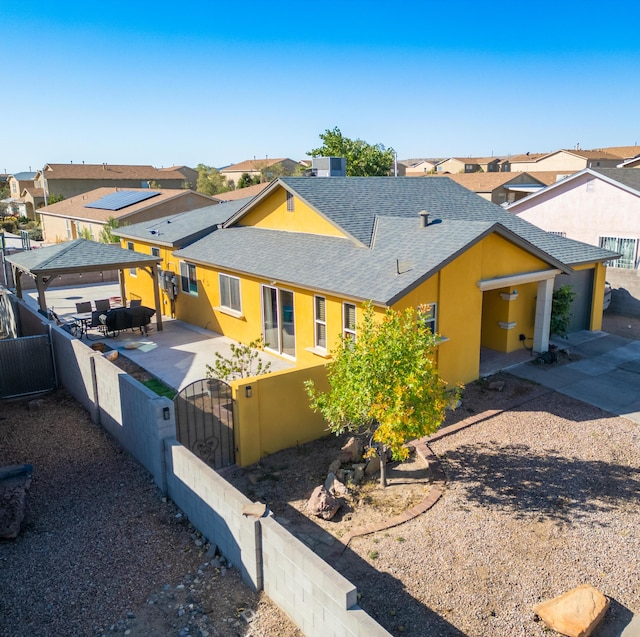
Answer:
228;375;640;637
0;390;301;637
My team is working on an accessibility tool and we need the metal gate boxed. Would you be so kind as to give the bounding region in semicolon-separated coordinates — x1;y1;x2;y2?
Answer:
0;334;57;398
174;378;235;469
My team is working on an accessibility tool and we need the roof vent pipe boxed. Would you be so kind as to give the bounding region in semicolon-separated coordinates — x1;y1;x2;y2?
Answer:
419;210;429;227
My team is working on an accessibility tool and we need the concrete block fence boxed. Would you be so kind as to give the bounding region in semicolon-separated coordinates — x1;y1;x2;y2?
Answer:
15;298;392;637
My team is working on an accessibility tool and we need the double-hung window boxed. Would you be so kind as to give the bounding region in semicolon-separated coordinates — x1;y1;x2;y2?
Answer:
219;273;241;312
343;303;356;341
180;261;198;295
314;296;327;350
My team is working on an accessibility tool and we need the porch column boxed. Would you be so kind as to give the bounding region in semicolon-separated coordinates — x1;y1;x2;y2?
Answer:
533;278;554;353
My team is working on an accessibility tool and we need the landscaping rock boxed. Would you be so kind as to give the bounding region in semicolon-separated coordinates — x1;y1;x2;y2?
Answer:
534;584;610;637
0;464;32;539
339;436;363;463
488;381;505;391
324;473;349;497
306;486;340;520
352;464;365;484
328;458;342;475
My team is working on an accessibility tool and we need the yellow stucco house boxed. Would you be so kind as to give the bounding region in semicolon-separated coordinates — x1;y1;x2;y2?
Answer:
118;176;616;387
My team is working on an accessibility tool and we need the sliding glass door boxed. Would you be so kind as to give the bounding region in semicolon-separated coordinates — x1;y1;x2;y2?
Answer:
261;285;295;358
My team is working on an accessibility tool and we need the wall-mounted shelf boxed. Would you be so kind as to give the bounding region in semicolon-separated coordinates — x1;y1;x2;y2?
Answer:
500;291;518;301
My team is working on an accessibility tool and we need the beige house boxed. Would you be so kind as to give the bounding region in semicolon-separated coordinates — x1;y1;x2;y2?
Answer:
33;163;197;201
436;156;506;174
213;182;269;202
508;149;622;173
404;158;443;175
219;158;302;186
434;172;548;205
38;187;217;244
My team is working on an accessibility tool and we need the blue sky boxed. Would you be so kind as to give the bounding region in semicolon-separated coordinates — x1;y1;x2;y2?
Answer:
3;0;640;173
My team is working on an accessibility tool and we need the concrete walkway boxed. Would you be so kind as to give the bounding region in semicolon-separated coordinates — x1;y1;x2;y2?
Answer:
507;330;640;424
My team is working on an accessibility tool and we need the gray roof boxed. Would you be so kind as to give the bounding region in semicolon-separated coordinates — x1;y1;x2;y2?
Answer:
269;177;615;264
116;197;252;247
11;172;36;181
591;168;640;193
176;177;617;304
6;239;160;275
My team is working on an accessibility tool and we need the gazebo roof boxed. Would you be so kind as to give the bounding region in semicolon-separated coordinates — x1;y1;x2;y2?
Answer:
6;239;160;275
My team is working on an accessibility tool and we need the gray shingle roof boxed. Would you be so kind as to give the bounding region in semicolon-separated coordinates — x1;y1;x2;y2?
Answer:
176;177;617;304
274;177;614;265
6;239;159;274
117;197;252;247
591;168;640;193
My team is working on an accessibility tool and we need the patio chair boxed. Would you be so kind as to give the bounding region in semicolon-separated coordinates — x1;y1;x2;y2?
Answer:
95;299;111;312
75;301;92;313
129;299;142;308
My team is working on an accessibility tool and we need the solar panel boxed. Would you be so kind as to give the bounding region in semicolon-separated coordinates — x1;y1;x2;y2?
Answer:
85;190;161;211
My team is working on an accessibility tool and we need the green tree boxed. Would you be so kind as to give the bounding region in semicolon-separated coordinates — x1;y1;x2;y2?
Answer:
195;164;233;196
237;172;261;189
46;193;64;205
307;127;396;176
206;338;271;382
305;303;457;487
99;217;120;243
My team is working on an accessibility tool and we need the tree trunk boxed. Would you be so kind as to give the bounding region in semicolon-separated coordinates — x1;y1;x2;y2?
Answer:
379;443;387;488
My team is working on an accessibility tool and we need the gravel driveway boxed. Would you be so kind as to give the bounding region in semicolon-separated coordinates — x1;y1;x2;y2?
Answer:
0;390;300;637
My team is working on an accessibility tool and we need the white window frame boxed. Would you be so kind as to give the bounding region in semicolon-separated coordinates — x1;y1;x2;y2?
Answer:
314;295;327;351
599;236;638;269
180;261;198;295
219;273;241;313
342;302;356;341
151;246;160;257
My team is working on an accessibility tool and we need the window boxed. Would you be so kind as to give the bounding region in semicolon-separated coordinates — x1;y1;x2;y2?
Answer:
586;180;595;192
65;219;72;240
420;303;437;333
151;247;160;257
219;273;241;312
286;191;294;212
127;241;137;276
180;261;198;294
343;303;356;340
599;236;638;269
314;296;327;350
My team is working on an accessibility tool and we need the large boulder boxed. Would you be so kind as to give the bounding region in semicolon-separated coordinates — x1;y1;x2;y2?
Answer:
324;472;350;497
306;486;341;520
534;584;610;637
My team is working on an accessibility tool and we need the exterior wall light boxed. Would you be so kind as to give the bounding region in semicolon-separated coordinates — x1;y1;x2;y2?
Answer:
163;406;170;420
245;386;252;398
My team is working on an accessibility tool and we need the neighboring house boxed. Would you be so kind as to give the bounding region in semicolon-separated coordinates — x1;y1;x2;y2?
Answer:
436;156;506;174
122;176;614;386
212;182;269;202
38;187;217;244
404;159;444;176
619;156;640;169
219;158;302;186
508;149;622;173
33;163;196;201
3;172;38;217
507;168;640;313
431;172;548;205
596;146;640;163
116;197;254;317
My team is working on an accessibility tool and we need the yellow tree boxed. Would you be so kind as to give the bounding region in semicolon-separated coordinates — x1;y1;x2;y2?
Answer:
305;303;457;487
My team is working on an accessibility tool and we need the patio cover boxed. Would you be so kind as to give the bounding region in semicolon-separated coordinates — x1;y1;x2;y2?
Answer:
5;239;164;331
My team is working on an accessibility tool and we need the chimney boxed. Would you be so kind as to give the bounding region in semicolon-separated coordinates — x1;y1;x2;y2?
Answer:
419;210;429;227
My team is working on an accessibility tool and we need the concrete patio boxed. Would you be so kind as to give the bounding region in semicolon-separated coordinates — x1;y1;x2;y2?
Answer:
24;282;294;390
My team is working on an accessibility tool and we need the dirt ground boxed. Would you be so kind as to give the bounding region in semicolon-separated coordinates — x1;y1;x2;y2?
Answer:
602;311;640;340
